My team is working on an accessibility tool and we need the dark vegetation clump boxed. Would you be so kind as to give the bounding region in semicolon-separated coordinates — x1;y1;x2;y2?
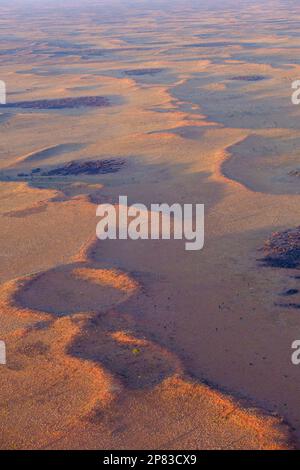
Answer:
5;96;110;110
42;159;125;176
289;169;300;177
260;227;300;269
230;75;267;82
124;68;163;76
280;289;299;296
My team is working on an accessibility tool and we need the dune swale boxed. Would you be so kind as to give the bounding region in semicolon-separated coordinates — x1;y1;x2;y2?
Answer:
4;96;110;110
41;159;125;176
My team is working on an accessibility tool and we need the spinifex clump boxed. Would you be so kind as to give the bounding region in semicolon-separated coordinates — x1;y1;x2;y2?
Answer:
261;227;300;269
42;159;125;176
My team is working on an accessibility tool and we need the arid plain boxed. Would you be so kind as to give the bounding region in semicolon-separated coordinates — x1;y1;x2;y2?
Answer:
1;0;300;449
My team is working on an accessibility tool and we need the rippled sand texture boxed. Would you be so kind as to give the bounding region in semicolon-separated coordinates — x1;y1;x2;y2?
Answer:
1;0;300;449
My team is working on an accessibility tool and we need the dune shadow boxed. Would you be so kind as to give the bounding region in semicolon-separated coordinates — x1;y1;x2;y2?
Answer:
14;258;179;390
69;310;179;390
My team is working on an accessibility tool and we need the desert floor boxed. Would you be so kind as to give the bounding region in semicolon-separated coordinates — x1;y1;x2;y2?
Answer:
1;0;300;449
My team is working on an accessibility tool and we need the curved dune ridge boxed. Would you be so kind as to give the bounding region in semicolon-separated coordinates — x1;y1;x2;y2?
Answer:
0;231;294;449
3;143;85;171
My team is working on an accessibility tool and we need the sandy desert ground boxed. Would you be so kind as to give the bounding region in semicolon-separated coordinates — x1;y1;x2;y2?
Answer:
1;0;300;449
